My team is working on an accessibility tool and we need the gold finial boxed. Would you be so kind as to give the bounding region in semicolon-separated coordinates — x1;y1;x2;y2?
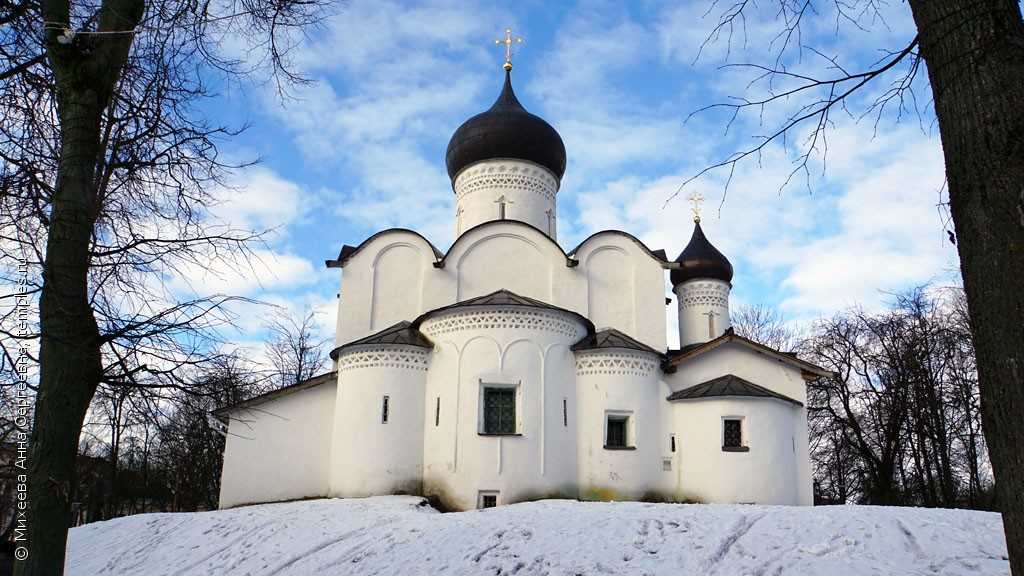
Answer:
687;191;705;223
495;27;524;71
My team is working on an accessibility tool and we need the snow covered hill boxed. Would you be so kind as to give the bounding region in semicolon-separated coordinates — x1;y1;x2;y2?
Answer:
66;496;1008;575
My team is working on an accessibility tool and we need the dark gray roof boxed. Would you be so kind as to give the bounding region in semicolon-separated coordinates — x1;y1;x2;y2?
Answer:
329;321;433;360
671;221;733;285
662;328;833;378
446;69;566;180
666;374;803;406
213;371;337;416
572;328;662;355
412;289;595;336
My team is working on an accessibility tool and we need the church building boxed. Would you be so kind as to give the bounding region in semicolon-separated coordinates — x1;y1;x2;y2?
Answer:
215;53;829;511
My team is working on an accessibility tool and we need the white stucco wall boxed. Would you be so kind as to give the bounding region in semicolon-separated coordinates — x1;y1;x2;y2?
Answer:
219;381;336;508
335;231;436;347
330;345;429;497
572;233;669;351
419;306;585;509
672;397;800;504
674;279;732;347
575;349;668;501
453;159;559;238
337;222;670;354
664;343;813;505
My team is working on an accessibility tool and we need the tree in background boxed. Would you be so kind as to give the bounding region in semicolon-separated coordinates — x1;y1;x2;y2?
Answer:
264;308;329;388
0;0;327;572
688;1;1023;568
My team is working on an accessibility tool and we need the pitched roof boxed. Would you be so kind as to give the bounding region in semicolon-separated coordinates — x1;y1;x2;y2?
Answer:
666;374;803;406
571;328;662;355
213;371;337;416
663;329;832;378
329;321;434;360
411;289;595;336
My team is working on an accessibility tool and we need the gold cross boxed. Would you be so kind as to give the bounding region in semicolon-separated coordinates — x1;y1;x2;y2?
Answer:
687;191;705;223
495;27;524;71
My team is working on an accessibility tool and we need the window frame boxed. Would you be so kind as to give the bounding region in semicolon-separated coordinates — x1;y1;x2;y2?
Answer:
722;416;749;452
478;490;499;509
603;410;635;450
478;381;521;436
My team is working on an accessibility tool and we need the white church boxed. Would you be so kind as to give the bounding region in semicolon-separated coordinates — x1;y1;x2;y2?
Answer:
216;57;830;511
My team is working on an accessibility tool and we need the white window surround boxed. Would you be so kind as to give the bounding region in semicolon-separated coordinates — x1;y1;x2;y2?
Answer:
478;490;499;509
603;410;635;450
477;380;522;435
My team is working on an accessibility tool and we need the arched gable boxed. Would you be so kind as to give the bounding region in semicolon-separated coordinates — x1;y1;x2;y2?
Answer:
440;220;573;301
333;229;440;345
571;231;670;351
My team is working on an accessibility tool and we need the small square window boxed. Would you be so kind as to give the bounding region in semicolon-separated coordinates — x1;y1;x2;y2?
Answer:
662;458;673;472
604;413;632;449
478;491;498;509
482;387;516;434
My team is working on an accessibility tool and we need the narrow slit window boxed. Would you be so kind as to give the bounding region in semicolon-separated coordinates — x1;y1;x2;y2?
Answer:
381;395;390;424
670;434;676;453
562;398;568;427
435;396;441;427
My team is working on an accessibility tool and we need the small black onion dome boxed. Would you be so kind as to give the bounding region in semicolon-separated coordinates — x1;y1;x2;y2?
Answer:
671;221;734;285
446;69;566;181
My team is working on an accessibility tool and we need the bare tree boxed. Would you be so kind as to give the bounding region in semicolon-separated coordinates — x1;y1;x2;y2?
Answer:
730;303;801;352
805;287;990;508
0;0;327;572
682;1;1023;567
264;308;328;388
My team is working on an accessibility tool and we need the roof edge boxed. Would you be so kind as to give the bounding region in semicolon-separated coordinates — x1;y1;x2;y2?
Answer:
568;230;672;267
664;329;833;378
213;371;337;416
411;288;595;338
434;219;578;269
326;228;444;269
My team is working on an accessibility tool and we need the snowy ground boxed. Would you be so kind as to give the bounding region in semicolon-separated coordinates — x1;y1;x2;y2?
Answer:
66;496;1008;575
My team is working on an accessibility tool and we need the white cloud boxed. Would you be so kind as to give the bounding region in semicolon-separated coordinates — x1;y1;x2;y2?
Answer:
213;166;310;233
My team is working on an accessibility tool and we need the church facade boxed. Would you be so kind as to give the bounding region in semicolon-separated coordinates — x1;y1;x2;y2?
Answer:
216;65;829;511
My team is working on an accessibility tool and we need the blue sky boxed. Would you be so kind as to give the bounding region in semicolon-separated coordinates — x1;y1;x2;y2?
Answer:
183;0;961;353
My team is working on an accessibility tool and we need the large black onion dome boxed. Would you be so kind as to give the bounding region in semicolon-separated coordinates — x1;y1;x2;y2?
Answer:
671;221;734;285
446;69;566;181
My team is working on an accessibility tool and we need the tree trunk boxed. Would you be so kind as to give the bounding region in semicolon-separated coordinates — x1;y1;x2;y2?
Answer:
907;0;1024;571
18;2;143;573
19;89;105;574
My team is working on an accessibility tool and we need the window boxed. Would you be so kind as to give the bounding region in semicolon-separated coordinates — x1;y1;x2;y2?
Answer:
435;396;440;427
381;395;390;424
670;434;676;453
662;458;673;472
604;412;633;449
478;491;498;509
562;398;568;427
482;387;516;434
723;418;748;451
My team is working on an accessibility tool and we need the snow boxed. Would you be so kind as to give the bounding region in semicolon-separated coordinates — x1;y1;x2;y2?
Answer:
66;496;1009;575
